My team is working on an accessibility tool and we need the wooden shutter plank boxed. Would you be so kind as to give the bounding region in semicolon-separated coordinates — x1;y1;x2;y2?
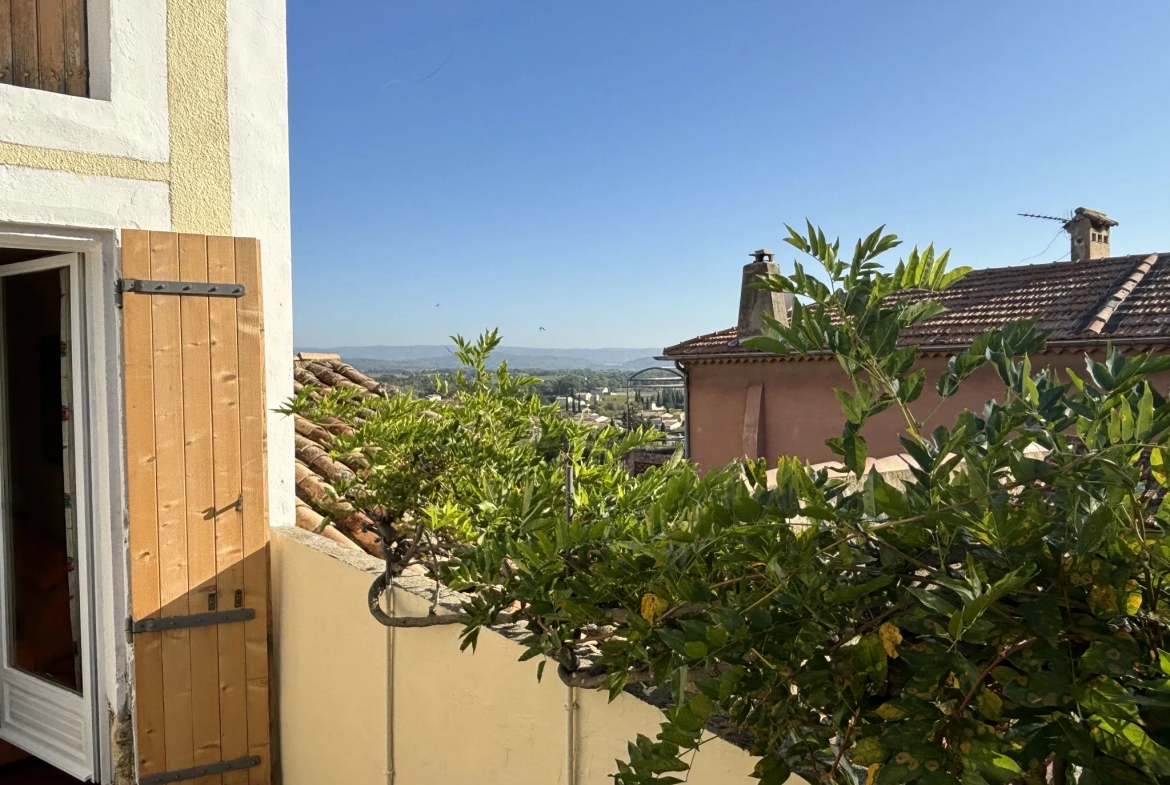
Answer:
235;239;271;784
11;0;36;89
61;0;83;95
123;230;168;779
207;237;249;785
0;0;13;84
178;234;224;785
34;0;62;92
150;233;196;774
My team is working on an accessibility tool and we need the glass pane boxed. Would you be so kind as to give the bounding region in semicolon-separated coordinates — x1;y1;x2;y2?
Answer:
2;268;81;692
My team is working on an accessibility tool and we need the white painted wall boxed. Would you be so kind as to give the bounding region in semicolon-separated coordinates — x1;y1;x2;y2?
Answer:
228;0;295;529
0;167;170;229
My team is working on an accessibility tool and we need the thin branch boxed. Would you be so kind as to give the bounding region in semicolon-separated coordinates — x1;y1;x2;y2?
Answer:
933;637;1038;744
377;613;470;628
556;662;730;690
824;707;861;784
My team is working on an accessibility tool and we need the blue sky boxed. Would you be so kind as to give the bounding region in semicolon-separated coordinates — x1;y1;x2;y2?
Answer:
288;1;1170;349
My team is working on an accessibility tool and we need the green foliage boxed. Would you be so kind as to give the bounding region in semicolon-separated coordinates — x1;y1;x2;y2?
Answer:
294;227;1170;785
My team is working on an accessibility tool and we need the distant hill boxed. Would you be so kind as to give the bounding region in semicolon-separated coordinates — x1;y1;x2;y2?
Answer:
295;345;671;372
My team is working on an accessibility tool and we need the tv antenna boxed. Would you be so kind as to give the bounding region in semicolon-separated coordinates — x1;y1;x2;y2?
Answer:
1018;212;1072;225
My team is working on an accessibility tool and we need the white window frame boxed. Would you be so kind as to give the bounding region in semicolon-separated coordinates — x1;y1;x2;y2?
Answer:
0;253;97;779
0;226;126;784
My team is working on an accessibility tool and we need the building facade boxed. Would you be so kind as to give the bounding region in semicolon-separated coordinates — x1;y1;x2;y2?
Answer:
0;1;292;781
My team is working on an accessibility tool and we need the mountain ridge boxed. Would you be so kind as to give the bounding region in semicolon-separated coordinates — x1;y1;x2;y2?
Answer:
295;345;671;371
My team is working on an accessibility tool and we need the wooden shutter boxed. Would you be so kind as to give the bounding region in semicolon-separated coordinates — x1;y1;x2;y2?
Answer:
122;231;271;785
1;0;89;94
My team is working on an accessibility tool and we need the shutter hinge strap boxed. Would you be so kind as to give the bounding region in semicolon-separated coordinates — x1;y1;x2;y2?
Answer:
116;278;246;308
130;608;254;634
139;755;261;785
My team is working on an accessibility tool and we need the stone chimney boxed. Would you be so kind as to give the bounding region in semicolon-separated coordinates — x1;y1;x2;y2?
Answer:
1064;207;1117;262
737;249;791;339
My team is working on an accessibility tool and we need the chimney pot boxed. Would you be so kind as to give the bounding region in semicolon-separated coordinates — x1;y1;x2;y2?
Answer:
750;249;775;264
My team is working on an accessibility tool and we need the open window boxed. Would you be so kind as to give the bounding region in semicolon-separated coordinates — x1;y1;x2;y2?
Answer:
0;251;93;782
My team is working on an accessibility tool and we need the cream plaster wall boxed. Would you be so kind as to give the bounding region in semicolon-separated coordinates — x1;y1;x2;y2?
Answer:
273;528;773;785
272;529;389;785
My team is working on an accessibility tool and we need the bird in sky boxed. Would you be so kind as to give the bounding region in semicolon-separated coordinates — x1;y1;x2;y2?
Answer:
539;326;546;331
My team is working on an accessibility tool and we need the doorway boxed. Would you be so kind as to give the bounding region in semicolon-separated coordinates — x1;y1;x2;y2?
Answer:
0;253;95;782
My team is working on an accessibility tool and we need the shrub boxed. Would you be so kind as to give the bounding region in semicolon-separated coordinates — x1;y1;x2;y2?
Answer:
294;227;1170;785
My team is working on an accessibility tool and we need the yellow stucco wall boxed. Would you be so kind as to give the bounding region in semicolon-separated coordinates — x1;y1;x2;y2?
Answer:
0;0;232;233
272;529;389;785
272;527;774;785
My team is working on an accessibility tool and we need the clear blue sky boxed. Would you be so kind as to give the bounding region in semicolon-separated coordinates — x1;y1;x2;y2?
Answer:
288;1;1170;349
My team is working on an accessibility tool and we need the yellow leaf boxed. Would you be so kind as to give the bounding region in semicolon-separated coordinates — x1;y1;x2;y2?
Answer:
1153;447;1168;486
641;593;668;623
1090;585;1119;617
866;764;880;785
879;622;902;659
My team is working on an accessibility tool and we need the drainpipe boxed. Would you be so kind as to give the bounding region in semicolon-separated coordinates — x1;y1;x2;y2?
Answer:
675;361;691;460
386;576;396;785
564;452;579;785
566;684;579;785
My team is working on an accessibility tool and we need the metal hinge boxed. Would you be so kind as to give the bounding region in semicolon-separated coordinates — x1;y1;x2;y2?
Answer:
130;608;254;634
116;278;246;308
139;755;261;785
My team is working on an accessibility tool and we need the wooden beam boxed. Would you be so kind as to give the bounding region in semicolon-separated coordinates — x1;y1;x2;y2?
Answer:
742;383;763;460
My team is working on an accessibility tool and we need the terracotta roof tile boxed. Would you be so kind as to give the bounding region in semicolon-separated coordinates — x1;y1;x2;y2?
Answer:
662;253;1170;359
289;357;394;554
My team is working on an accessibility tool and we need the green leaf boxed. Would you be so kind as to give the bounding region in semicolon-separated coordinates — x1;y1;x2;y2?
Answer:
688;692;715;720
836;388;866;423
752;755;792;785
1017;595;1062;643
906;587;957;616
1081;639;1141;678
854;633;889;684
898;369;927;404
900;299;947;327
1090;713;1170;776
1138;383;1155;438
842;429;868;476
825;574;894;604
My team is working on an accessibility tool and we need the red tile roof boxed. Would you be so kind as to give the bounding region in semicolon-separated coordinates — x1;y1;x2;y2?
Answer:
290;354;394;555
662;253;1170;360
